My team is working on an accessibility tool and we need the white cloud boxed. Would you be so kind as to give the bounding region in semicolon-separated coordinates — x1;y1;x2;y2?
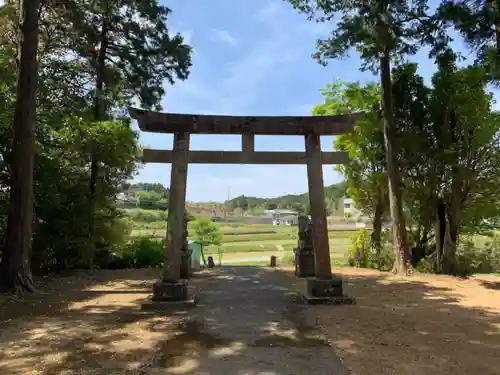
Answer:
162;1;328;116
255;1;284;23
210;28;238;47
163;31;296;115
256;1;332;38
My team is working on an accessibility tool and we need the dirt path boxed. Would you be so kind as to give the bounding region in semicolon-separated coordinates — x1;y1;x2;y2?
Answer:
145;266;349;374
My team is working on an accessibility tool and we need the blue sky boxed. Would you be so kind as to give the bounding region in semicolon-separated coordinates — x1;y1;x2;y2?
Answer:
132;0;482;202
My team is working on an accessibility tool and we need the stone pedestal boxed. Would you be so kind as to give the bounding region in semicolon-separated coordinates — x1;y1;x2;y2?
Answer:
301;276;355;305
294;248;315;277
294;215;316;277
140;279;196;312
152;279;188;301
180;249;192;279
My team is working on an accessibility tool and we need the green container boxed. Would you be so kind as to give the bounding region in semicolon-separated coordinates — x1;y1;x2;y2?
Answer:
188;240;202;269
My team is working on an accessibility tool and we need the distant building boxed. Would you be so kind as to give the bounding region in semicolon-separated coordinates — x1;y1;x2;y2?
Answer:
265;209;300;226
275;214;299;226
342;196;361;218
116;192;139;205
265;209;299;216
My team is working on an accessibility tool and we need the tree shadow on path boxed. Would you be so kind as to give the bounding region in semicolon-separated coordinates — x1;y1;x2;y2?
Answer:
0;267;499;375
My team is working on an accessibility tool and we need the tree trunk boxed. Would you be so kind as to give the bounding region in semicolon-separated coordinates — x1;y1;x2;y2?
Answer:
90;25;108;195
88;19;109;262
371;187;384;269
441;209;459;275
200;244;207;267
379;50;411;275
435;198;446;273
0;0;41;293
441;178;461;275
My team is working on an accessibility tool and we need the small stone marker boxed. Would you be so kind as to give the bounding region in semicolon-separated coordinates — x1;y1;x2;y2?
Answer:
270;255;277;267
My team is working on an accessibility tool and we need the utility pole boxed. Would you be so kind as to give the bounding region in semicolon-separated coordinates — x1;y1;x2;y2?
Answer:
224;187;231;218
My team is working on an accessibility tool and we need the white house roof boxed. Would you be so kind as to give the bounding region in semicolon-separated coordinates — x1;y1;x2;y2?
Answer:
266;209;298;215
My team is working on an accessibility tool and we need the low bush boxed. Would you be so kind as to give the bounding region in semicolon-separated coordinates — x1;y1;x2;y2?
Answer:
131;237;164;268
455;235;500;276
104;237;164;269
347;228;371;268
347;228;394;271
126;209;168;223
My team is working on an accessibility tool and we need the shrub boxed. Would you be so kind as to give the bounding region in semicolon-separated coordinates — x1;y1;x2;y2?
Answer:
375;229;395;271
129;237;164;268
106;237;164;269
456;235;500;276
347;228;394;271
416;255;436;273
127;209;167;223
348;228;371;268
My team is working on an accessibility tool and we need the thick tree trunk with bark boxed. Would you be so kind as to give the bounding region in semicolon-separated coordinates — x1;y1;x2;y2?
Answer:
371;186;384;269
435;198;446;272
441;177;461;274
379;51;411;275
0;0;41;293
87;19;109;263
435;195;460;275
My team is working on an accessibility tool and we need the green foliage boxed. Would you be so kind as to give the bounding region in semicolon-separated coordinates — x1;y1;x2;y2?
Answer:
191;217;223;248
326;58;500;275
128;237;164;269
347;228;394;271
104;237;164;269
29;117;139;273
348;229;371;268
314;82;386;218
438;1;500;81
285;0;445;71
416;235;500;277
0;0;191;279
216;246;225;266
127;209;168;223
454;236;500;277
135;191;168;210
129;183;169;196
49;0;192;112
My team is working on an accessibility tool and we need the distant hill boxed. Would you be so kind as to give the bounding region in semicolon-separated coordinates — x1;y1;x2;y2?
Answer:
226;182;347;215
121;181;348;216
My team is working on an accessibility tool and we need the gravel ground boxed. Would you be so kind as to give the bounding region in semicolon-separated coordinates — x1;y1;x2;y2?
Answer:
145;266;349;375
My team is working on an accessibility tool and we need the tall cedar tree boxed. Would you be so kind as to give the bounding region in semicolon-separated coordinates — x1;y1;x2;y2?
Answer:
439;0;500;81
285;0;446;274
1;0;41;292
52;0;191;246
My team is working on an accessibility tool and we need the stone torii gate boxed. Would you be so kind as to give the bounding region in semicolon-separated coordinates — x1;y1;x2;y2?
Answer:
129;108;359;306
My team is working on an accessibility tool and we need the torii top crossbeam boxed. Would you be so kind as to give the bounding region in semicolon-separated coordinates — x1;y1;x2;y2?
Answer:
128;107;360;135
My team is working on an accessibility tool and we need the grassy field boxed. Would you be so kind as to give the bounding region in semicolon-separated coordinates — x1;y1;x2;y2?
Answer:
128;216;358;265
